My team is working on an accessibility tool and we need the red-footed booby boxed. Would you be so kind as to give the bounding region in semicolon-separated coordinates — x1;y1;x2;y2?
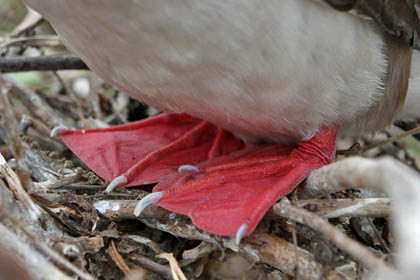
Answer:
25;0;420;242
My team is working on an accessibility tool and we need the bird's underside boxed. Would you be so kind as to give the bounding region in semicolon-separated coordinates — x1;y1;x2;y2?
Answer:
25;0;396;141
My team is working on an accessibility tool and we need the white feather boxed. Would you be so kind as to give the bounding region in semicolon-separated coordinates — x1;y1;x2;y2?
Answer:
26;0;390;143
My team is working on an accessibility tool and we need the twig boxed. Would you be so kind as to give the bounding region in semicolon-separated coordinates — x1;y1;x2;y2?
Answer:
128;254;173;280
55;184;105;191
0;223;72;280
291;221;300;280
294;198;391;218
0;178;94;280
107;240;132;277
182;241;217;260
32;174;82;192
52;71;87;121
272;198;395;275
94;199;323;279
243;232;323;279
0;55;88;73
0;178;82;252
18;144;73;184
336;142;361;156
7;216;96;280
3;75;70;128
360;126;420;154
11;8;44;37
0;153;40;218
0;78;36;194
0;145;11;158
0;35;62;49
303;156;420;276
124;235;163;254
19;113;51;136
157;253;187;280
366;218;391;253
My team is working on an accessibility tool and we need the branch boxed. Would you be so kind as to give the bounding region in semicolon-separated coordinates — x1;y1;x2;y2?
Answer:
272;198;395;275
2;76;70;128
128;254;173;280
294;198;391;218
0;55;88;73
303;156;420;277
0;223;72;280
92;198;323;279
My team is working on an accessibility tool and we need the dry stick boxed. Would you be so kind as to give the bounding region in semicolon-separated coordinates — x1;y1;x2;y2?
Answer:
0;223;72;280
2;75;70;128
182;241;217;260
0;153;40;218
18;113;51;136
0;179;94;280
366;217;391;253
291;223;300;280
7;216;96;280
124;235;163;254
272;198;395;274
0;165;94;279
294;198;391;218
1;77;69;193
32;174;82;192
243;232;323;280
157;253;187;280
0;35;62;49
336;125;420;156
0;77;95;278
11;8;44;37
128;254;173;280
107;240;132;277
89;75;104;120
52;71;87;121
0;145;11;158
303;156;420;275
360;126;420;153
93;199;323;280
0;80;40;217
0;55;88;73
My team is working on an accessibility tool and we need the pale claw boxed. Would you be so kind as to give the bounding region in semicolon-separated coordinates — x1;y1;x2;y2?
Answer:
50;125;70;138
235;224;248;245
178;164;199;173
104;175;127;194
134;191;163;217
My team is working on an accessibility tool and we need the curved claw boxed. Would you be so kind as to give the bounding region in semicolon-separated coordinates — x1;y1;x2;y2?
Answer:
235;224;248;245
134;191;163;217
178;164;199;173
104;175;127;193
50;125;70;138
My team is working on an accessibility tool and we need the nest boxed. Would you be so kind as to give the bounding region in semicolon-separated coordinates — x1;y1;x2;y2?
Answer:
1;5;420;280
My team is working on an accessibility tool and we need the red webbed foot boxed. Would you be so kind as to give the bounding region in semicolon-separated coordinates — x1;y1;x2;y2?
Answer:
55;113;337;241
54;113;244;192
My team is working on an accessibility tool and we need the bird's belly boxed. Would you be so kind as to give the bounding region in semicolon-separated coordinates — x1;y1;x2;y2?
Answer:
136;80;330;143
27;0;386;143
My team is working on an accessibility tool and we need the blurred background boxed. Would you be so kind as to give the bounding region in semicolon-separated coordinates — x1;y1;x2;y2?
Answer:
0;0;27;33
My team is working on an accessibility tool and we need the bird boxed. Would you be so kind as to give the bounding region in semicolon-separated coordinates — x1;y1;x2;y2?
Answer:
25;0;420;242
